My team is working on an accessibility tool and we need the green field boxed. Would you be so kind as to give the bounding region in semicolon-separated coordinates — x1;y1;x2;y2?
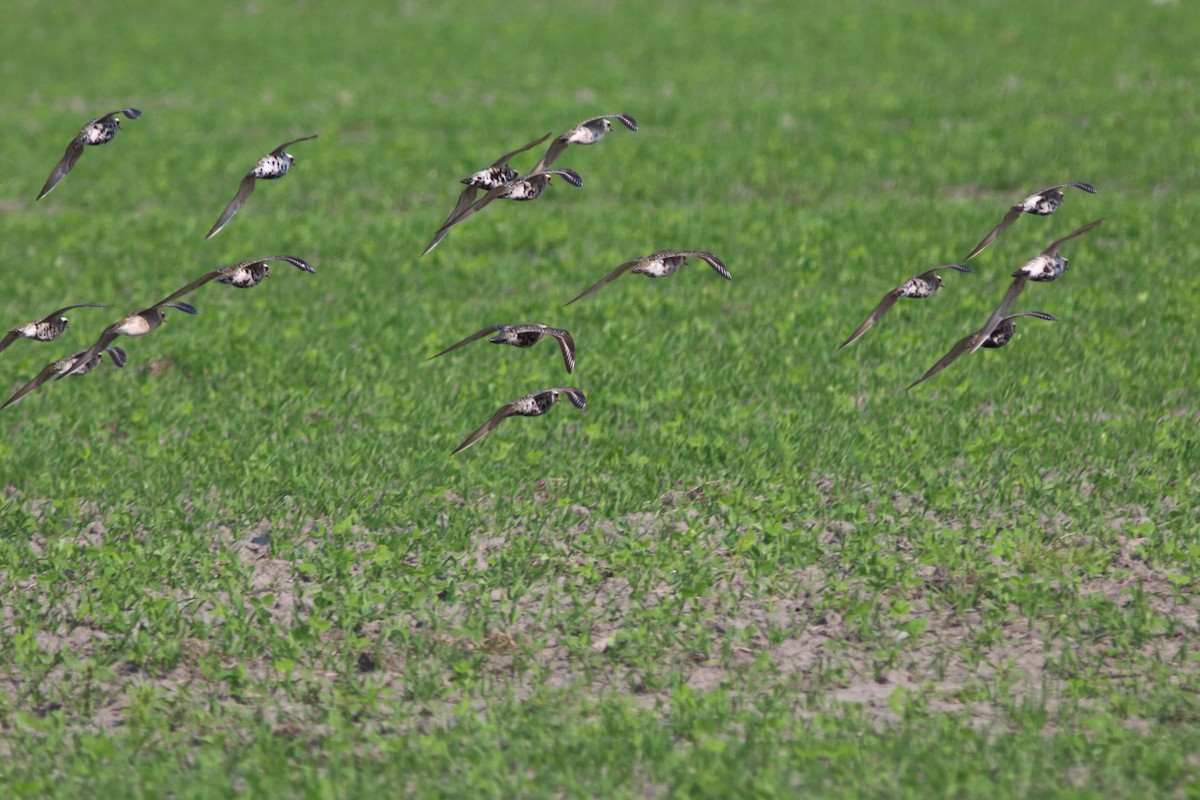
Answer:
2;0;1199;796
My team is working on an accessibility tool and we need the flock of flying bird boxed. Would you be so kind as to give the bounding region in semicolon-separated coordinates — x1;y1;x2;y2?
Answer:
4;106;1102;450
838;182;1102;390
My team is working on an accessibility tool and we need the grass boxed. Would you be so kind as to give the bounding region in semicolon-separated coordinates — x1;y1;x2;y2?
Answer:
2;0;1199;796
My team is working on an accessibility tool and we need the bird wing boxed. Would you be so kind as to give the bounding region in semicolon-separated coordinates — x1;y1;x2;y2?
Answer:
490;132;553;169
1041;218;1104;257
37;139;85;201
2;361;63;409
243;255;315;273
964;206;1022;260
1039;181;1097;196
970;276;1028;354
41;302;106;322
666;250;731;280
563;258;642;306
0;331;19;353
532;137;571;173
428;326;501;360
838;291;900;350
56;329;118;379
549;328;576;373
557;386;587;409
452;403;519;454
271;134;318;154
1003;311;1058;323
916;264;974;281
153;272;223;307
906;332;978;391
95;108;142;122
105;345;128;368
205;175;256;239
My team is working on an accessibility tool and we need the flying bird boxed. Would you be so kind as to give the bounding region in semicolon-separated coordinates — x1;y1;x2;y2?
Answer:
564;250;730;306
430;323;576;373
421;168;583;256
453;386;586;454
206;134;318;239
533;114;638;172
838;264;973;349
965;182;1098;260
59;295;198;378
37;108;142;200
1;303;106;354
906;312;1058;390
3;345;127;409
970;219;1102;353
435;132;553;230
160;256;316;300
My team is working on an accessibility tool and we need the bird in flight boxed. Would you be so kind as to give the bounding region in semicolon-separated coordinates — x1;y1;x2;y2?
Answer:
160;256;316;300
37;108;142;200
970;219;1102;353
533;114;638;172
1;303;106;354
206;134;318;239
965;182;1098;260
906;311;1058;390
838;264;973;349
564;249;730;306
3;345;127;409
434;132;552;231
453;386;586;454
430;323;576;373
58;295;198;378
421;168;583;255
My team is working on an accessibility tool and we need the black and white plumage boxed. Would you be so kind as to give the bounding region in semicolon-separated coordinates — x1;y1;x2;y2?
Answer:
59;295;198;379
533;114;638;172
906;312;1058;390
838;264;973;350
2;345;127;409
435;132;553;231
205;135;318;239
161;256;316;301
970;218;1103;354
37;108;142;201
430;323;576;374
452;387;586;454
965;182;1098;260
564;250;730;306
421;168;583;256
1;303;106;354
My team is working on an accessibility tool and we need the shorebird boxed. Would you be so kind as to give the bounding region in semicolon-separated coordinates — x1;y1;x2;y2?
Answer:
164;256;315;299
59;296;198;378
1;303;106;354
965;182;1098;260
533;114;638;172
206;135;318;239
564;250;730;306
430;323;576;373
421;168;583;256
906;312;1058;390
37;108;142;200
971;219;1102;353
435;132;552;229
453;386;586;454
838;264;974;349
2;346;126;409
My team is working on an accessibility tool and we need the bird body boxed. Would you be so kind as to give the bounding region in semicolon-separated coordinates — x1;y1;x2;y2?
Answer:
3;346;126;409
430;323;576;373
838;265;972;350
1;303;105;353
206;135;318;239
37;108;142;200
965;182;1097;260
534;114;638;171
906;312;1058;390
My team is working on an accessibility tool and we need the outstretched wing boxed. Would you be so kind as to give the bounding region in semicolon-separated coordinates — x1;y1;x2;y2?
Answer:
549;328;576;374
153;271;224;307
970;276;1028;354
56;330;117;380
564;258;642;306
270;134;318;155
556;386;587;409
1003;311;1058;323
916;264;974;282
428;326;501;360
838;291;900;350
452;404;518;454
105;345;128;368
37;139;85;201
40;302;106;322
98;108;142;122
965;206;1022;261
489;132;553;169
906;333;978;391
668;250;731;280
205;175;256;239
2;361;62;409
1039;181;1097;196
0;331;18;354
243;255;316;273
1041;218;1104;257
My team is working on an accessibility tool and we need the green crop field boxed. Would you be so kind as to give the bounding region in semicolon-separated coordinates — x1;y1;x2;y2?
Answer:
2;0;1198;796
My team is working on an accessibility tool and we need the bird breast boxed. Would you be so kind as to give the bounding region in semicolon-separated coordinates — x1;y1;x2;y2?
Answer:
569;120;611;145
502;178;547;201
635;256;686;278
117;314;156;336
898;276;938;298
252;154;292;179
464;165;517;190
219;265;269;288
82;118;120;145
1022;192;1063;216
982;320;1016;348
1016;254;1066;281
